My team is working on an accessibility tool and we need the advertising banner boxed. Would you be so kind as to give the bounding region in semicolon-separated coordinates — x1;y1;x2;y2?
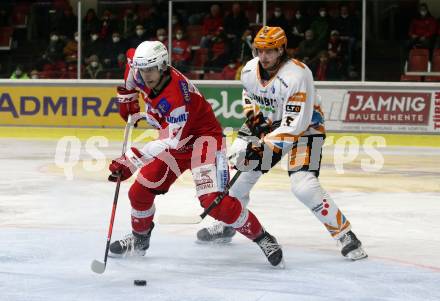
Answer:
0;81;439;134
0;85;244;128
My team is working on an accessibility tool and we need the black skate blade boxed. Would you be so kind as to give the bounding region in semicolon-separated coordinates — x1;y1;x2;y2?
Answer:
91;260;106;274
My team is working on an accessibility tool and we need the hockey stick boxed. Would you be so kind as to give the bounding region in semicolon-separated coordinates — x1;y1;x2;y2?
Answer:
158;170;242;224
91;115;133;274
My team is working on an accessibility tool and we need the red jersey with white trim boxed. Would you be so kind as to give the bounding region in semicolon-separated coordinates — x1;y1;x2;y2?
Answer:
124;61;222;159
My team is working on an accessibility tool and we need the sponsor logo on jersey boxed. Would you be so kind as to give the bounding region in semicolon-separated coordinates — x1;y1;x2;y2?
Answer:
249;93;277;109
288;92;307;103
166;112;189;123
286;104;301;113
276;76;288;88
157;98;171;114
194;168;214;191
178;80;191;103
242;69;251;74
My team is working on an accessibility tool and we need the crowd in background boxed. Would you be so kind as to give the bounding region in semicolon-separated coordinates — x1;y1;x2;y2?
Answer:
1;1;440;81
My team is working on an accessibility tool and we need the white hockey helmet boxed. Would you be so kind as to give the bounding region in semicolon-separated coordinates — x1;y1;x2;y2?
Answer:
132;41;169;71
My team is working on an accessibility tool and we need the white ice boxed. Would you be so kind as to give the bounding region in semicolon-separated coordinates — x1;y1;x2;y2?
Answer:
1;138;439;301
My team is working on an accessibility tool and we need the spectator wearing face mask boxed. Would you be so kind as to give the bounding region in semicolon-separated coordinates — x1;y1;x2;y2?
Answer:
155;28;168;44
310;7;331;49
205;27;231;72
288;9;310;48
84;55;104;79
268;7;289;34
129;24;148;48
239;29;253;64
310;50;342;81
103;31;127;70
84;31;105;60
407;3;437;53
42;32;65;64
10;65;29;79
171;29;191;72
83;8;100;39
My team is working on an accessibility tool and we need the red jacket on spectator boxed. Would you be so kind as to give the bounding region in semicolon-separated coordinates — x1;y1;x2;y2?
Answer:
409;17;437;38
202;15;223;36
172;39;191;63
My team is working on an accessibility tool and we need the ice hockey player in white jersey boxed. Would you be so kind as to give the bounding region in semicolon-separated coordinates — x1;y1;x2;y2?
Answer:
197;26;367;261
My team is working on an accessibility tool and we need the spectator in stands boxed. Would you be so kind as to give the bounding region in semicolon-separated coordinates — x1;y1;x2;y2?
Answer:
143;6;167;39
55;6;76;39
205;27;230;72
288;9;309;49
200;4;223;48
171;29;191;72
220;59;238;80
239;29;253;64
268;6;289;34
171;13;185;33
156;28;168;44
295;29;321;64
328;30;343;60
10;65;29;79
63;31;78;62
30;69;39;79
334;5;359;67
122;8;137;38
84;30;105;60
83;8;100;40
407;3;437;53
84;55;104;79
310;7;331;49
42;32;65;64
224;2;249;59
99;10;118;42
309;50;341;81
103;31;127;70
129;24;148;48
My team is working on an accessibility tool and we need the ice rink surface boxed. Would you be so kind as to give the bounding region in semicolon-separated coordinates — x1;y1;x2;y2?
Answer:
1;138;439;301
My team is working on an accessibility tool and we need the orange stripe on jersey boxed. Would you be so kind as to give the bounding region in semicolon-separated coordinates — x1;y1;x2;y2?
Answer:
289;145;310;169
291;59;305;69
288;92;307;103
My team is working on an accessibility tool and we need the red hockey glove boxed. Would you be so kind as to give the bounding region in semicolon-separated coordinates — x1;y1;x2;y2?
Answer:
117;86;140;123
108;147;146;182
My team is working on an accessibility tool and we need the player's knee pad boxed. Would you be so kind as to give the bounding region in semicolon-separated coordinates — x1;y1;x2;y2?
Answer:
290;171;323;207
128;181;161;211
199;193;248;227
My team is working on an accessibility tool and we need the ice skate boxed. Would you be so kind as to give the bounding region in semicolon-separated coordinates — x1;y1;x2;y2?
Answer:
254;231;284;268
196;221;236;244
338;230;368;261
109;223;154;257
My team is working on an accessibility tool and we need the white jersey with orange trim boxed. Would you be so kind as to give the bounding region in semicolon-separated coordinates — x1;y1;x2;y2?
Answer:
240;57;325;151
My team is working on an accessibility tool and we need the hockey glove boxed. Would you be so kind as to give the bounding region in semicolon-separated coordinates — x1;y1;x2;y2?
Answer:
117;86;140;126
108;147;146;182
245;111;271;138
244;142;264;167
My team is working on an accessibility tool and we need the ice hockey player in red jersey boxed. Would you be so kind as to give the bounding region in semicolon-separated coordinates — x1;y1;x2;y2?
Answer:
107;40;283;267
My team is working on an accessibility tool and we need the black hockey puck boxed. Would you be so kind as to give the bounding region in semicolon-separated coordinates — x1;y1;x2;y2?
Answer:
134;280;147;286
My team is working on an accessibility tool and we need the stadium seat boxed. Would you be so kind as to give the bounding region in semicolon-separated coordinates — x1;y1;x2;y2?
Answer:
407;48;429;72
204;72;224;80
425;49;440;81
183;71;201;80
191;48;209;70
400;75;421;82
0;27;14;50
186;25;203;48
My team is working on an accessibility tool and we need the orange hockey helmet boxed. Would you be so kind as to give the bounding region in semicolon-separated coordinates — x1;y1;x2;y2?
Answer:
253;26;287;49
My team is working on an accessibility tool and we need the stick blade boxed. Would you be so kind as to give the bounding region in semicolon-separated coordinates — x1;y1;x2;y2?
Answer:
158;214;202;224
91;260;106;274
